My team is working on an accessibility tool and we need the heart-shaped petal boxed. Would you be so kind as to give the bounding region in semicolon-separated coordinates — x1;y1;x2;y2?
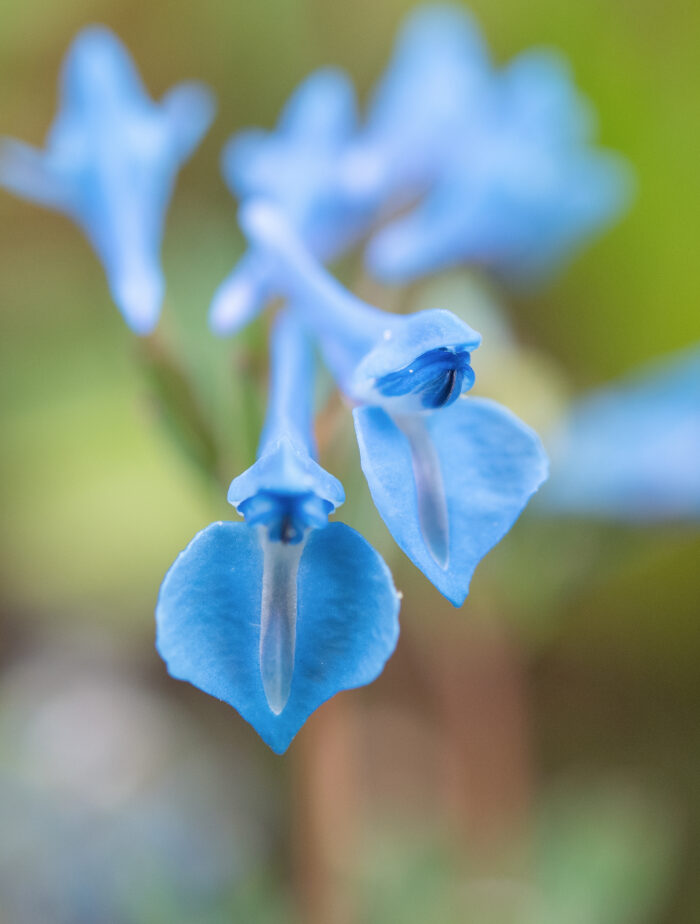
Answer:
156;521;400;753
354;397;548;605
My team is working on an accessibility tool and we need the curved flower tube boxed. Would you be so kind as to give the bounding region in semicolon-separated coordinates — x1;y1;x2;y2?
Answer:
239;200;481;407
366;47;632;284
241;201;549;605
542;346;700;521
210;68;371;336
156;311;400;753
0;26;216;334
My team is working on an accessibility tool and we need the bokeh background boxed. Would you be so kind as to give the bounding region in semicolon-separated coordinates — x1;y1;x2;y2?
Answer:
1;1;699;922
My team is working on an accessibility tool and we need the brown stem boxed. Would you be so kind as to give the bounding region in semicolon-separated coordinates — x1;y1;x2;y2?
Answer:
291;694;361;924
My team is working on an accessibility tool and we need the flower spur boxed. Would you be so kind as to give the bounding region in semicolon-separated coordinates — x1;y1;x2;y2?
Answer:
156;310;400;753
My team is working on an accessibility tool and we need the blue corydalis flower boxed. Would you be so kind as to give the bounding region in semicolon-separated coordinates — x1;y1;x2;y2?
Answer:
344;4;490;208
209;6;489;337
367;46;632;284
156;311;400;753
543;346;700;521
239;201;480;408
242;201;548;605
0;27;215;334
210;68;368;336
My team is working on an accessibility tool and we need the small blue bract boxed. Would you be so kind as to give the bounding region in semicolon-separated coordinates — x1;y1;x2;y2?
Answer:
0;26;215;333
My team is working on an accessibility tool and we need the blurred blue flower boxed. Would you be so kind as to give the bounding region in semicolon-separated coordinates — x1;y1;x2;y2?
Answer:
542;346;700;521
367;46;632;284
0;26;215;334
156;310;400;753
344;3;490;209
210;68;369;335
242;201;548;605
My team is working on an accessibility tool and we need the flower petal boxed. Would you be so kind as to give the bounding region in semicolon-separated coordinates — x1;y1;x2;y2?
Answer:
155;521;400;753
60;25;146;112
360;4;489;194
542;347;700;520
220;69;360;255
366;149;632;285
0;139;73;211
0;27;214;335
161;81;217;163
208;250;272;336
354;397;548;605
278;67;357;143
500;49;597;144
227;437;345;513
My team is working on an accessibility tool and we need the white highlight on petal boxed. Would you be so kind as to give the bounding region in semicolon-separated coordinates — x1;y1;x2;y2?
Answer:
393;413;450;569
259;531;305;715
209;268;264;336
111;264;163;335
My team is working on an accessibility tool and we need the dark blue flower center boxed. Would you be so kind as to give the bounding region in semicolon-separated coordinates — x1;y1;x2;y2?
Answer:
374;347;474;411
239;491;331;543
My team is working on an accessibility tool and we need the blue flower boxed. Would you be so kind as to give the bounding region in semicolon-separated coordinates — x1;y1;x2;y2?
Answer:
208;6;491;339
210;68;369;336
344;4;490;208
542;346;700;521
366;46;632;284
156;310;400;753
354;400;549;603
241;201;549;604
0;26;215;334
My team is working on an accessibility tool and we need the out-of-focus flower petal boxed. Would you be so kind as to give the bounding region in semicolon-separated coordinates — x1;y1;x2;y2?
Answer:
208;250;273;336
366;147;632;284
499;49;597;144
350;3;490;201
211;69;370;335
156;521;400;753
0;26;215;334
366;27;632;285
221;68;363;257
160;81;217;162
542;347;700;520
354;397;548;605
0;139;74;210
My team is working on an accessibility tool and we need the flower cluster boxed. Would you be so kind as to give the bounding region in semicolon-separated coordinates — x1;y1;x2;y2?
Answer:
0;6;633;752
211;4;631;334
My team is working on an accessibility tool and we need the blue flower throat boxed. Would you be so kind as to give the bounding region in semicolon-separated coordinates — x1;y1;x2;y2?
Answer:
238;491;332;544
375;347;474;412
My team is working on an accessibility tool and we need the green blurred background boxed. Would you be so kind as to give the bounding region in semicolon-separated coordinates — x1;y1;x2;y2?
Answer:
1;1;699;922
